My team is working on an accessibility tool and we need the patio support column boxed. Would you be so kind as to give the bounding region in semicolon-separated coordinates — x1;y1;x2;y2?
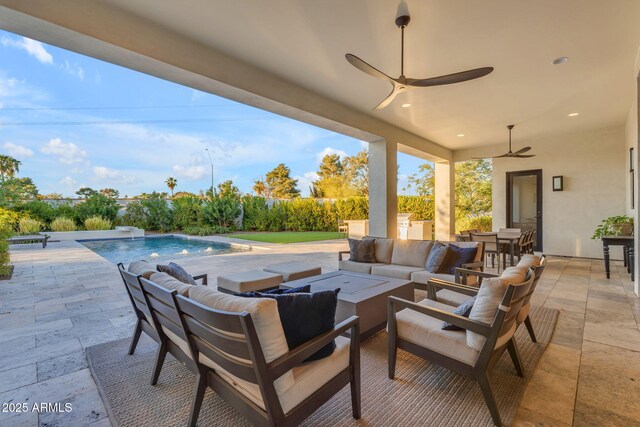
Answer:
369;138;397;238
435;161;456;241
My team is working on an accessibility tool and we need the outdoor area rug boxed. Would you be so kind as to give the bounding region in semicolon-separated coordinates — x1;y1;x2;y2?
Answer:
87;306;558;427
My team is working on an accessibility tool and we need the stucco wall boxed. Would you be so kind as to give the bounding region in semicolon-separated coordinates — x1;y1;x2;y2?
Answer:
492;126;626;259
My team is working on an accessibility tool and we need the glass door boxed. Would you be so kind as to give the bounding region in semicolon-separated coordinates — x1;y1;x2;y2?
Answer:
507;170;542;251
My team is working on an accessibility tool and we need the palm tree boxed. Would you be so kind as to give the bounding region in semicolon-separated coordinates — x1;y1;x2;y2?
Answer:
165;177;177;196
0;155;21;182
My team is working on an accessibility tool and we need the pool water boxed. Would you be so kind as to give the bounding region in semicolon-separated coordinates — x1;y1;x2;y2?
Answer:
80;235;247;264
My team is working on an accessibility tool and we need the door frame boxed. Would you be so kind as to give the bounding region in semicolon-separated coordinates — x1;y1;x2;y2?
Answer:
506;169;543;251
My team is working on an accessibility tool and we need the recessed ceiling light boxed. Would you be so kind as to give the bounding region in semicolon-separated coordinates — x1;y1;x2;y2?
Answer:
553;56;569;65
568;112;579;117
457;134;465;137
401;103;411;108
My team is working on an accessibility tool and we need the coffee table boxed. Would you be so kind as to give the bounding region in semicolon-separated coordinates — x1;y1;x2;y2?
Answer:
282;271;414;339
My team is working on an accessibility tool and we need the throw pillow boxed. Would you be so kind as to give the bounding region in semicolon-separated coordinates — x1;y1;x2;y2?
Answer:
438;244;478;275
240;289;340;361
425;242;448;273
235;285;311;297
466;277;506;350
348;238;376;263
441;296;476;331
157;262;198;285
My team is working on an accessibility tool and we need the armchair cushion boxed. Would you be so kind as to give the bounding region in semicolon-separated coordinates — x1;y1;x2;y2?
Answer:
500;266;528;285
127;260;156;279
148;272;193;296
157;261;198;285
391;239;434;267
467;277;505;351
425;242;447;273
240;289;340;362
393;298;480;365
371;264;425;280
517;254;541;268
410;270;455;284
434;289;470;307
348;237;376;263
442;296;476;331
338;259;386;274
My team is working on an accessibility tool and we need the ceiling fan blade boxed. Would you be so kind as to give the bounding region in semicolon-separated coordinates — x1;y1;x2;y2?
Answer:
345;54;395;83
491;153;511;158
373;85;402;110
513;154;535;158
512;146;532;155
406;67;494;87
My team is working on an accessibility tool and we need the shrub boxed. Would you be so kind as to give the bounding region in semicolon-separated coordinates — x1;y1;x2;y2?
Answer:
18;218;42;234
0;226;11;277
122;200;147;228
84;216;112;230
398;196;434;221
182;225;230;236
456;215;492;233
202;182;242;229
0;207;23;231
141;192;173;232
172;196;202;230
241;196;269;231
13;200;56;225
51;217;77;232
75;194;119;224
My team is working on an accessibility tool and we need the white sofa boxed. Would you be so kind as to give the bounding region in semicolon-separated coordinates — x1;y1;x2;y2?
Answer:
338;238;485;286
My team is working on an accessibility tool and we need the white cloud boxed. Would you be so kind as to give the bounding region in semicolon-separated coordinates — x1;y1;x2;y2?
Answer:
61;60;84;81
1;37;53;64
294;171;319;197
316;147;348;163
60;176;76;187
173;154;209;179
41;138;88;164
93;166;134;183
3;142;34;158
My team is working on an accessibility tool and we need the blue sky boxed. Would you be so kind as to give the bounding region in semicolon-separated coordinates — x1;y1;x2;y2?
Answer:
0;30;425;197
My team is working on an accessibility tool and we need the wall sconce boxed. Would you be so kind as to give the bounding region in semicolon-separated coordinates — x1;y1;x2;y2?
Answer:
552;176;564;191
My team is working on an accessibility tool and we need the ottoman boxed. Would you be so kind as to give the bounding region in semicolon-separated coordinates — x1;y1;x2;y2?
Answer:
217;270;283;294
263;262;322;282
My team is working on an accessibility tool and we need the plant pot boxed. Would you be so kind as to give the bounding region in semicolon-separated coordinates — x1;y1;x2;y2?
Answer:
612;222;633;236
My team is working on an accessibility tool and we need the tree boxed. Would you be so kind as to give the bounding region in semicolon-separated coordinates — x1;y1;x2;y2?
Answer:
265;164;300;199
173;191;197;199
99;188;120;198
39;193;64;200
344;149;369;196
0;155;21;182
311;154;356;198
252;178;270;198
0;177;38;206
165;177;177;196
76;187;97;199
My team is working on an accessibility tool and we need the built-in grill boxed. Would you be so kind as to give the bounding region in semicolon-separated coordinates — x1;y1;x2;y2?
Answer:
397;213;413;240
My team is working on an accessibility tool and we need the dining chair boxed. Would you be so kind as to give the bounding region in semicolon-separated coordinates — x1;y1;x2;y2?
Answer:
499;228;522;233
470;232;501;273
525;230;535;254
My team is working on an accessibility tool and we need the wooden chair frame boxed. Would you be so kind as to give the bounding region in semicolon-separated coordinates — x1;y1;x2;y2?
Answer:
137;276;361;427
388;272;534;426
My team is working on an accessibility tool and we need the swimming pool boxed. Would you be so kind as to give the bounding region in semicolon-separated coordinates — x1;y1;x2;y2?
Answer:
79;235;247;264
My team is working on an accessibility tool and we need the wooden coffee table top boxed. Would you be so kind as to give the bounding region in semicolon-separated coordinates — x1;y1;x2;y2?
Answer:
282;271;412;303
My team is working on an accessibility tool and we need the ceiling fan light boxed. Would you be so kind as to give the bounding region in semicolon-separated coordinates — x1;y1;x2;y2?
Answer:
552;56;569;65
401;103;411;108
568;112;579;117
457;134;465;137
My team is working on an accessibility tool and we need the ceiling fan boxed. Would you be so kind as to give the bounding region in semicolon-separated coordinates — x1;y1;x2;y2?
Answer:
345;14;494;110
476;125;535;159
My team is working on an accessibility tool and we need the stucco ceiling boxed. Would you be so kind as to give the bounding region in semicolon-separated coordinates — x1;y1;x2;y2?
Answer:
13;0;640;151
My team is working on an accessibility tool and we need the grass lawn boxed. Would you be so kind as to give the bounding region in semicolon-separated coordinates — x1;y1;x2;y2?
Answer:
231;231;344;244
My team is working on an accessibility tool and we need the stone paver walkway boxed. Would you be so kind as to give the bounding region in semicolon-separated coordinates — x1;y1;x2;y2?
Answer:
0;238;638;426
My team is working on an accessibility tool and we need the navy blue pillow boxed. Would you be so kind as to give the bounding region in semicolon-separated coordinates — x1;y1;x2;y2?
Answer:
438;244;478;275
442;296;476;331
240;288;340;361
235;285;310;297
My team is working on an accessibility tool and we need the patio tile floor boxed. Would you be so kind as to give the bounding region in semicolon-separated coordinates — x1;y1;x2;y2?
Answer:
0;239;637;426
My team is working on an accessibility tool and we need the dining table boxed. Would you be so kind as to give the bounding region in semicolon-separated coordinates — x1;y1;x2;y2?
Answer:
455;231;522;267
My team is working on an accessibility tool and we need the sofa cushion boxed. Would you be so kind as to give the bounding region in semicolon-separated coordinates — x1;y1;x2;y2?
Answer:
393;298;479;365
240;289;340;361
391;240;434;268
442;296;476;331
467;277;505;351
148;272;193;296
371;264;425;280
338;259;385;274
517;254;541;269
187;286;295;393
425;242;447;273
410;270;455;284
348;238;376;263
438;244;478;275
157;262;198;285
373;238;394;264
127;260;156;279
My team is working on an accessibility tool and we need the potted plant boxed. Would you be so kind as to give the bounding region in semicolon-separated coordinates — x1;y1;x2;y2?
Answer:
591;215;634;239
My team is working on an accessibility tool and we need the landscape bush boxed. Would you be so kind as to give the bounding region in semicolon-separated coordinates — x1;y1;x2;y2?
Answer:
122;200;147;228
141;192;174;232
18;218;42;234
51;217;77;232
0;207;24;231
74;194;119;224
84;216;112;230
182;225;230;236
0;225;12;278
456;215;493;233
172;195;202;230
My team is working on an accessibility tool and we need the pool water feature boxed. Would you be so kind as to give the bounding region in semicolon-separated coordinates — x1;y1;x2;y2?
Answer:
79;235;247;264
